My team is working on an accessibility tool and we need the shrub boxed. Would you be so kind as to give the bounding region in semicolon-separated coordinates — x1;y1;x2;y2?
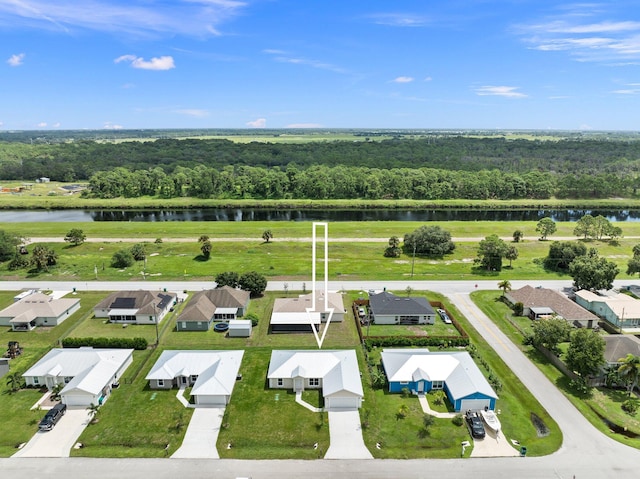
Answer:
452;414;464;427
62;337;148;350
622;399;639;416
111;249;134;268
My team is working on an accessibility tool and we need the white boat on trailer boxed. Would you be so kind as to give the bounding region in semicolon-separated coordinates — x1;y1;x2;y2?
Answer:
480;408;501;433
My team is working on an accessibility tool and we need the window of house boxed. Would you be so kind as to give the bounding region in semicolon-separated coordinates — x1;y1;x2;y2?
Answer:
309;378;320;387
432;380;444;390
64;377;72;384
157;379;164;387
277;378;284;386
191;375;198;382
33;377;39;385
399;381;409;385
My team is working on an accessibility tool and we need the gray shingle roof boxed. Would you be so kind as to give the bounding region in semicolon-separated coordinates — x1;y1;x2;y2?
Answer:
369;291;434;316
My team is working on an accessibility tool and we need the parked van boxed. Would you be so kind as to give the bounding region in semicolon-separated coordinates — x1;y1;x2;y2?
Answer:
358;307;366;318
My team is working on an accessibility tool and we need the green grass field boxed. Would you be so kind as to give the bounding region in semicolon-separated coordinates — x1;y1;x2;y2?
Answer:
3;214;640;287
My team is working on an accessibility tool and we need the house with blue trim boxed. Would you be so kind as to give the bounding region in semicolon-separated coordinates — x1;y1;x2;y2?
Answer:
381;349;498;412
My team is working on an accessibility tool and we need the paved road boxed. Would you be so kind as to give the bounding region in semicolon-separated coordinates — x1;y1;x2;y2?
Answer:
3;278;640;478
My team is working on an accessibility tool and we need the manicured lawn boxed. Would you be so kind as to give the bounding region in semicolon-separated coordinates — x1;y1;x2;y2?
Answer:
0;386;48;456
72;348;193;458
472;290;640;449
217;348;330;459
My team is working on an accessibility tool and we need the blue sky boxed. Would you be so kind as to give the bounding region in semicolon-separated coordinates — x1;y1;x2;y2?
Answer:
1;1;639;131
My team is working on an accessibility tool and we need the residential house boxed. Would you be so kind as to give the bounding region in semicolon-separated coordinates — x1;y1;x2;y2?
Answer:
22;347;133;407
94;290;176;325
0;292;81;331
505;285;598;328
368;291;436;325
267;350;364;409
145;350;244;405
603;335;640;366
381;349;498;412
575;290;640;332
176;286;250;332
270;291;345;333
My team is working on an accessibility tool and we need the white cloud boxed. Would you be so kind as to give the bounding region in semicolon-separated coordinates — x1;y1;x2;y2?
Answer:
115;55;175;70
612;83;640;95
475;86;528;98
176;109;209;117
103;122;123;130
264;49;347;74
368;13;430;27
37;122;47;127
7;53;25;66
424;76;432;82
514;7;640;62
0;1;247;38
286;123;323;128
392;76;414;83
246;118;266;128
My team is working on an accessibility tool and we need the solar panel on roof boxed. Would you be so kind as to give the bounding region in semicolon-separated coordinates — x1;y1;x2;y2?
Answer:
157;294;173;309
110;297;136;309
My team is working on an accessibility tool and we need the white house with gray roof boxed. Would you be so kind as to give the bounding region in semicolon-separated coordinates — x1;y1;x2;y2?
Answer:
22;347;133;407
368;291;435;325
146;350;244;406
0;292;80;331
267;350;363;410
381;349;497;412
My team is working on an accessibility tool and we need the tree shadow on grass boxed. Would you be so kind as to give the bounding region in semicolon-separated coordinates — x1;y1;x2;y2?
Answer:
193;255;210;262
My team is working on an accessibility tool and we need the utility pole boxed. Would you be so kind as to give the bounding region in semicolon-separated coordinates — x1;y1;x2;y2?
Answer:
411;242;417;278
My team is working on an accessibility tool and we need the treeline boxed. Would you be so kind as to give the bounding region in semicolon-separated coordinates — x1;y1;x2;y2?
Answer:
85;164;629;200
2;136;640;182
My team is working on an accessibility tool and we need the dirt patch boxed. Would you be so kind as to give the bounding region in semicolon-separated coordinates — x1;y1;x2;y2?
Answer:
406;326;429;336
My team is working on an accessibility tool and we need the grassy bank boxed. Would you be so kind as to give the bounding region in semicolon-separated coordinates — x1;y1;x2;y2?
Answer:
3;184;640;211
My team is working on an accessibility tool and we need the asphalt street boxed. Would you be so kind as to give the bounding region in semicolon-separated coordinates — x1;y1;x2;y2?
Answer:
2;279;640;478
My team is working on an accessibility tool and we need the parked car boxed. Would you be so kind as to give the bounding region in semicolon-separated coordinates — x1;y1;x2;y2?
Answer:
437;308;452;324
38;403;67;431
465;410;486;439
358;307;366;318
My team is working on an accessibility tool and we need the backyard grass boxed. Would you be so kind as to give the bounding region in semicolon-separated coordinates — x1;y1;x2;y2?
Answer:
472;290;640;449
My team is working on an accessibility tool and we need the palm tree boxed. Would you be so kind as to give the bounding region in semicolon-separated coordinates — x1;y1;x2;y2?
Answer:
6;371;23;393
86;403;101;423
617;354;640;397
497;280;512;297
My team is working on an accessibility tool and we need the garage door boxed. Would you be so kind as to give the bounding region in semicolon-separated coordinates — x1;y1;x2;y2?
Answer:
62;393;95;407
196;395;227;406
326;396;360;410
459;399;490;411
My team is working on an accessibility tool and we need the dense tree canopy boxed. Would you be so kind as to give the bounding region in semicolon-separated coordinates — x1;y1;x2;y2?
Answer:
476;235;509;271
403;226;455;256
64;228;86;246
565;329;605;380
238;271;267;297
544;241;588;271
2;134;640;201
0;230;22;262
528;318;572;355
570;254;619;291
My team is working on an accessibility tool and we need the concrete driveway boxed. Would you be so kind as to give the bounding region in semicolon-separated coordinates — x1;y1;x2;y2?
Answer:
171;407;224;459
12;408;91;458
470;428;520;457
325;410;372;459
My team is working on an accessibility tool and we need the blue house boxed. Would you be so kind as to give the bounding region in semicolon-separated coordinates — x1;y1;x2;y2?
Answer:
381;349;497;412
